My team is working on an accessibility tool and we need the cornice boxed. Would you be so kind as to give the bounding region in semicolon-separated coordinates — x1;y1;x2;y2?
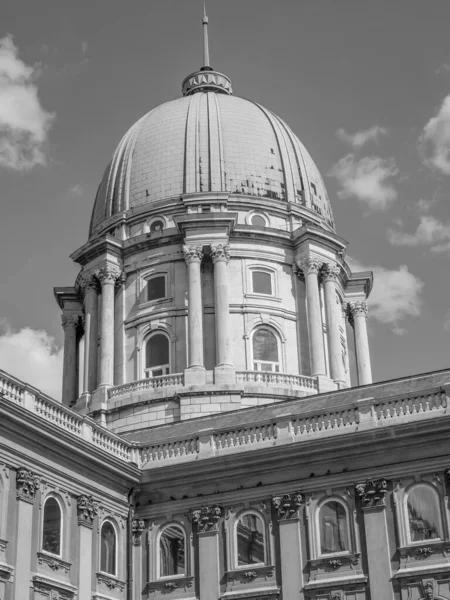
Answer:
293;224;348;252
70;235;123;267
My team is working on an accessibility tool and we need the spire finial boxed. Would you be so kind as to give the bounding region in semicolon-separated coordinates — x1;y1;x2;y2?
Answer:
202;2;211;69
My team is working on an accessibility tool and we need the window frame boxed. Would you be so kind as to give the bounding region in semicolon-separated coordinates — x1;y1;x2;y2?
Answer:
145;273;168;304
251;326;282;373
99;519;118;577
404;482;444;546
234;510;267;569
146;215;166;234
143;331;171;379
157;523;187;580
41;495;63;559
246;210;270;227
316;498;351;557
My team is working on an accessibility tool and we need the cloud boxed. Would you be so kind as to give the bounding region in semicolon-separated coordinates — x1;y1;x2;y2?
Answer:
436;63;450;75
67;183;84;198
336;126;388;149
81;41;88;55
348;259;424;334
419;95;450;175
388;215;450;252
328;154;398;209
0;34;54;171
0;322;62;400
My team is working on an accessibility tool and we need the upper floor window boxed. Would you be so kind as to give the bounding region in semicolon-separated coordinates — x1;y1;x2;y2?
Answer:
319;501;349;555
100;521;117;576
236;513;265;566
145;333;170;377
42;497;62;556
251;214;267;227
407;484;443;542
150;219;164;233
252;270;272;295
160;525;185;577
252;327;280;372
147;275;166;302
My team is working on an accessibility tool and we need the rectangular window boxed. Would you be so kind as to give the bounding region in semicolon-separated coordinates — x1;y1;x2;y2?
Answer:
252;271;272;295
147;275;166;301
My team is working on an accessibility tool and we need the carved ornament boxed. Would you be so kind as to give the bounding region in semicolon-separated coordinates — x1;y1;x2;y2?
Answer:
347;301;368;323
355;478;387;508
61;314;82;331
37;552;71;574
115;270;127;290
132;518;145;545
272;492;303;520
183;245;203;264
95;266;122;286
97;572;126;591
79;274;99;294
321;263;341;283
331;594;341;600
76;494;98;527
423;580;434;600
296;257;323;277
16;467;40;502
211;244;231;263
191;505;222;533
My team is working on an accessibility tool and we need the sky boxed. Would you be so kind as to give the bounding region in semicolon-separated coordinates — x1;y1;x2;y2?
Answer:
0;0;450;399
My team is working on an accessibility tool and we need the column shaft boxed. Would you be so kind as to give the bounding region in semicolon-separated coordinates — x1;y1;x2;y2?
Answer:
114;274;126;385
350;301;372;385
300;258;326;376
322;265;345;385
83;281;98;392
184;246;204;369
97;267;120;387
61;315;79;406
212;245;232;367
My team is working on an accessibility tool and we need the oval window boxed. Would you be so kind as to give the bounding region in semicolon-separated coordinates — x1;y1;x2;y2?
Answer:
251;214;266;227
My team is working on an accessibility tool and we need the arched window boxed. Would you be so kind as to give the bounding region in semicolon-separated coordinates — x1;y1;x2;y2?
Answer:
42;497;62;556
252;328;280;372
145;333;170;377
100;521;117;575
319;501;349;554
160;525;185;577
407;485;443;542
236;513;265;566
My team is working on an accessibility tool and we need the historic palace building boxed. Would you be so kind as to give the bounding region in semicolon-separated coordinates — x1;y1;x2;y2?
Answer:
1;11;450;600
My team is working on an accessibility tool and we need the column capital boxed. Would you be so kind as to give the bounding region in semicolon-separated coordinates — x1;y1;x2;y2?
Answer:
61;314;82;331
79;274;100;294
272;492;303;521
95;266;122;286
183;245;203;264
115;270;127;290
76;494;99;528
321;263;341;283
191;505;222;533
355;478;387;509
16;467;40;503
296;256;323;276
132;519;146;546
347;300;368;325
211;244;230;263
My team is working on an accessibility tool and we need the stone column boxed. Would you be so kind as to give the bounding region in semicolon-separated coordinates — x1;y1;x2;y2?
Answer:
114;272;127;385
272;493;305;600
132;519;145;600
297;257;326;376
183;246;205;384
349;301;372;385
14;468;40;600
192;505;221;600
356;479;393;600
81;276;99;394
211;244;234;383
76;495;98;600
61;314;81;406
96;267;121;388
321;264;346;386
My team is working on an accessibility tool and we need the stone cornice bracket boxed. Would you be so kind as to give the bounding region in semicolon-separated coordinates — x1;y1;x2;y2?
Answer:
76;494;99;528
355;478;387;509
272;492;303;520
132;519;145;546
16;467;40;503
321;263;341;283
61;314;83;331
95;266;122;286
211;244;230;263
191;505;222;533
347;300;368;326
183;245;203;265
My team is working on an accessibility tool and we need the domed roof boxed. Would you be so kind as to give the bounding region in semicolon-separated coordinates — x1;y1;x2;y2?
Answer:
89;91;335;238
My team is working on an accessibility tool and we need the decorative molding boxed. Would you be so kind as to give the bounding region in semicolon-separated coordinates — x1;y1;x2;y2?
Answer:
423;580;435;600
32;574;77;597
0;561;13;581
191;505;222;533
211;244;231;263
147;576;194;594
115;270;127;290
183;245;203;265
37;552;71;574
416;547;436;558
309;553;360;573
61;314;82;331
79;274;99;294
347;301;368;324
96;572;126;591
226;565;275;585
355;478;387;508
321;263;341;283
16;467;40;503
76;494;98;528
95;266;122;286
132;518;145;546
272;492;303;520
296;256;323;276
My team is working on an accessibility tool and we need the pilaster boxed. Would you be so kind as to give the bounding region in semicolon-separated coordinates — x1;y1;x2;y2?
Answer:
76;495;98;600
132;518;145;600
192;505;222;600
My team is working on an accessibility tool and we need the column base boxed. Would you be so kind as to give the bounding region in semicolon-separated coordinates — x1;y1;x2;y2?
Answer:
316;375;338;394
214;365;236;385
77;392;91;412
184;367;206;386
90;385;110;414
334;379;348;390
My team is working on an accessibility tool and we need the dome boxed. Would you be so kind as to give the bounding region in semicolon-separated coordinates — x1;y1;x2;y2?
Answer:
89;92;335;237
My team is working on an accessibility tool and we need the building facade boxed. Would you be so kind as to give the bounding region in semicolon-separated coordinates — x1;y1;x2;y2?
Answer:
1;16;450;600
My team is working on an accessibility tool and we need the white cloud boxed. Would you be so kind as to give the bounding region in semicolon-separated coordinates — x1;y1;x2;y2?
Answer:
336;126;388;148
81;41;88;55
68;183;84;198
348;259;424;334
0;34;54;171
388;215;450;252
328;154;398;209
0;322;62;400
419;95;450;175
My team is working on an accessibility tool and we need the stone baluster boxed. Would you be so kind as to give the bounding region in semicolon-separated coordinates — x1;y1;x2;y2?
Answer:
296;257;326;377
76;494;98;600
211;244;234;383
321;264;346;386
114;272;127;385
192;505;222;600
61;314;81;406
96;266;121;388
183;246;205;382
80;275;99;394
348;301;372;385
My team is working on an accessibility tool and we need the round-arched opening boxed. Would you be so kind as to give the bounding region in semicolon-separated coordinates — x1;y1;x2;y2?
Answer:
252;328;280;372
100;521;117;576
42;497;62;556
236;513;265;566
145;333;170;378
319;501;349;555
160;525;185;577
407;484;443;542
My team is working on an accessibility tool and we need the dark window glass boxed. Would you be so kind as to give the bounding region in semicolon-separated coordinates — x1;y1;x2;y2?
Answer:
252;271;272;295
253;329;278;362
320;502;348;554
160;526;185;577
146;334;169;370
237;514;265;565
101;522;116;575
251;214;266;227
148;275;166;301
408;485;442;542
42;498;61;555
150;220;164;233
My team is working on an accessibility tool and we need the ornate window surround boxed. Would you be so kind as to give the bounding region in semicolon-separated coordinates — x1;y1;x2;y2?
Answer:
40;493;64;559
141;329;172;379
233;509;267;569
99;518;119;578
250;325;284;374
144;215;167;234
157;522;187;580
246;210;270;228
247;265;279;301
